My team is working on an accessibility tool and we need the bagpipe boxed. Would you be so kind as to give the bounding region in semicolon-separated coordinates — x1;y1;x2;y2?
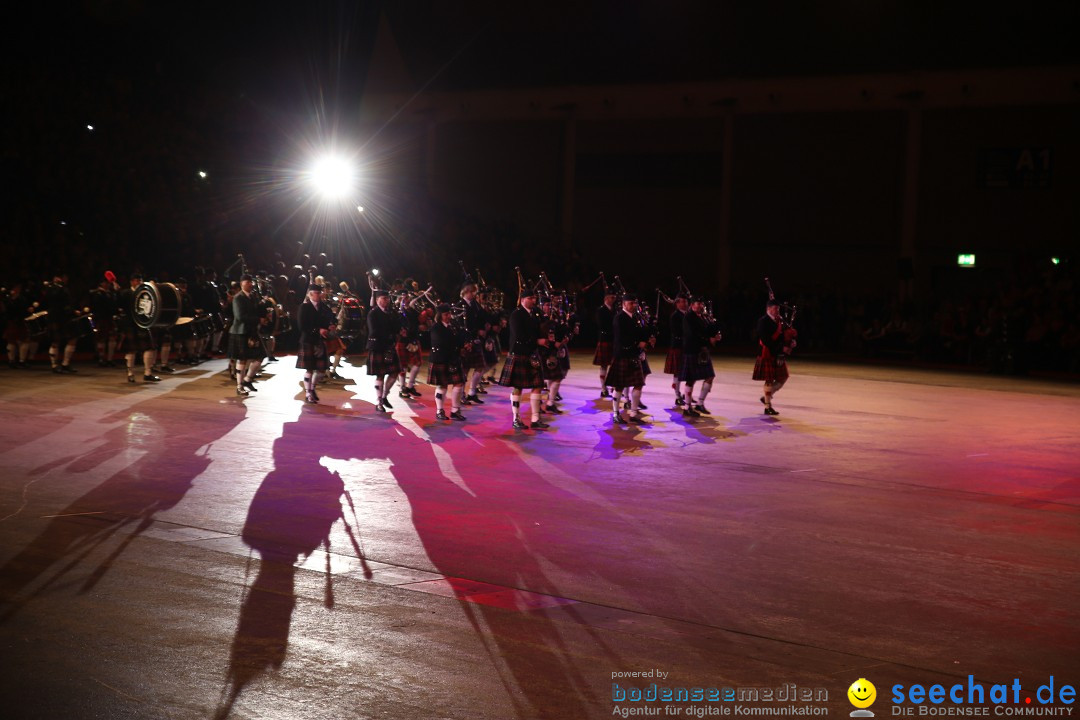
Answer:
765;276;798;353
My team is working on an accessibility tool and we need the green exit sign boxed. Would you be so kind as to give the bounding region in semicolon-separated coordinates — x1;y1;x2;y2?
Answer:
957;254;976;267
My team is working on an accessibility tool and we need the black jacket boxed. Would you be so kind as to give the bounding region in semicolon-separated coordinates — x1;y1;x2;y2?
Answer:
756;314;785;355
429;321;463;364
669;309;685;348
508;306;541;355
366;306;401;352
230;292;261;336
595;304;615;342
297;300;335;344
683;311;722;354
613;310;647;359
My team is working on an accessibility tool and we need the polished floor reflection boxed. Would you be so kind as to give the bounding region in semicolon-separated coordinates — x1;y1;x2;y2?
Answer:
1;356;1077;719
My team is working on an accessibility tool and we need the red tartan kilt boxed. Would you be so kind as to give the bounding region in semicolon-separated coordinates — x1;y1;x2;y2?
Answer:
592;341;613;366
498;353;544;389
325;337;347;355
395;340;423;368
663;347;683;375
605;357;645;389
460;340;484;370
427;361;464;387
753;349;789;384
295;340;329;371
366;348;401;376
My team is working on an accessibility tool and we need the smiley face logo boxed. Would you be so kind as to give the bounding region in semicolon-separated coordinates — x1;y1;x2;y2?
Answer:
848;678;877;709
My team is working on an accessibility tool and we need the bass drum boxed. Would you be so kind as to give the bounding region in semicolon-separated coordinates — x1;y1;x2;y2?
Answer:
132;282;182;329
339;301;366;339
25;311;50;337
171;317;198;341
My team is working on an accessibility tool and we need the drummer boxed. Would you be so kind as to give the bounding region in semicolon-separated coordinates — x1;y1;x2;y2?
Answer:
44;275;79;374
4;282;34;369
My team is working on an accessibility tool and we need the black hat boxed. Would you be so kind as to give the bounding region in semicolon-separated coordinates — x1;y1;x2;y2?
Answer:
373;289;389;298
621;292;639;302
520;288;538;299
766;298;780;308
689;295;705;304
436;303;451;314
603;285;616;296
307;284;323;292
675;292;689;301
131;271;143;280
240;273;254;282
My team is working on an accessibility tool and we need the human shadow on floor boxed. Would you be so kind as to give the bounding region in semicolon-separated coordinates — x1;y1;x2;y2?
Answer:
214;416;372;720
0;399;247;622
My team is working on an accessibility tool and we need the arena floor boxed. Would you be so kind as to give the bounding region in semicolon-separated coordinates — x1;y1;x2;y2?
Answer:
1;353;1077;719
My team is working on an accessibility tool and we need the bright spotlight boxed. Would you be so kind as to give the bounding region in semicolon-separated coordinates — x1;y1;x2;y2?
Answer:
308;155;355;199
371;268;380;277
86;124;94;131
197;170;207;179
357;205;364;213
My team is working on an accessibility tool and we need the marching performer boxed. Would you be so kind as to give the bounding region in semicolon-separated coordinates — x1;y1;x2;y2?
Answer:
459;282;487;405
396;293;424;400
592;286;618;397
118;272;159;383
366;289;402;412
680;297;723;417
427;304;467;421
4;283;34;369
296;283;336;404
538;295;569;415
664;294;689;407
43;276;79;374
754;299;794;415
498;288;549;430
90;273;120;367
608;293;649;424
229;274;264;396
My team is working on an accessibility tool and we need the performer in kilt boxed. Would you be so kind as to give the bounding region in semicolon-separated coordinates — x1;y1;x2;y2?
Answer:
3;282;33;368
118;272;159;383
296;284;336;404
459;282;487;406
498;288;549;430
592;287;618;397
753;299;793;415
608;293;649;424
90;274;120;367
396;297;424;400
229;274;265;396
679;297;723;417
43;276;79;374
427;304;467;421
366;289;402;412
664;293;689;407
538;295;569;415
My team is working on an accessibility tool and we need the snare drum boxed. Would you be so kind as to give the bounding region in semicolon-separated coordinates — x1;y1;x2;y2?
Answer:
208;312;225;332
68;314;97;338
25;311;49;337
171;317;198;341
193;315;212;339
275;313;293;335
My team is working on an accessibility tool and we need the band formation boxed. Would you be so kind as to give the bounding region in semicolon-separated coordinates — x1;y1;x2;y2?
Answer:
1;262;798;428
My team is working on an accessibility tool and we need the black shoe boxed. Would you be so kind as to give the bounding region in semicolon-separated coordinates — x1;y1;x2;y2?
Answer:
267;356;278;363
236;386;249;396
305;393;318;404
600;389;610;399
311;388;320;402
374;402;386;413
466;394;484;404
160;365;174;373
544;405;562;414
461;396;474;406
554;393;563;402
693;404;711;415
512;418;527;429
611;413;626;424
638;401;648;410
760;396;767;405
683;407;701;418
127;373;135;383
675;396;685;407
144;375;161;382
450;410;467;421
380;396;392;409
52;365;62;374
764;406;780;416
627;415;647;425
242;380;258;392
531;420;550;429
476;387;488;394
436;410;449;420
399;391;411;400
410;387;422;397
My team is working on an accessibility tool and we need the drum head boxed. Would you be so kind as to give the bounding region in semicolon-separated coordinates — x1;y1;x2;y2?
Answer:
132;282;182;329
